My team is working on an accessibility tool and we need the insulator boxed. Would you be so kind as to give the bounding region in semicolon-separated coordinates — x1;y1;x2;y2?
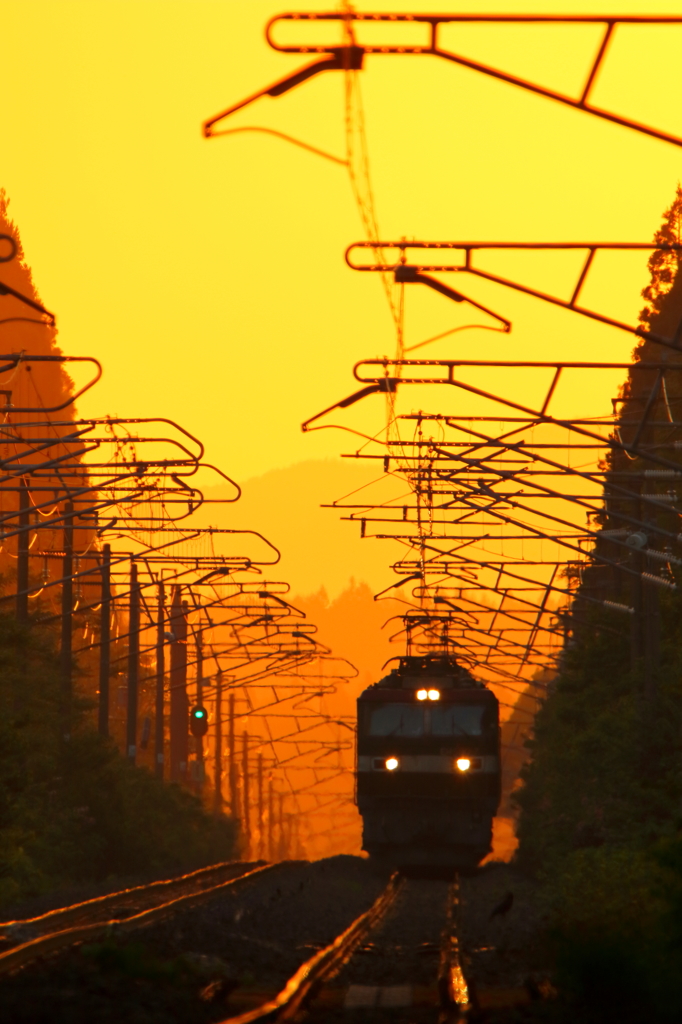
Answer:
641;572;677;589
602;600;634;615
642;493;677;502
644;469;682;478
645;548;682;566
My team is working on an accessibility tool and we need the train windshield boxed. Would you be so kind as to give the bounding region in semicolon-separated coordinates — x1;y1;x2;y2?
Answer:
368;704;424;737
430;705;485;736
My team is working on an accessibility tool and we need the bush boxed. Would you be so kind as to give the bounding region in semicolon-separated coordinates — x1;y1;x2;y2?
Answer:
541;841;682;1020
0;613;236;905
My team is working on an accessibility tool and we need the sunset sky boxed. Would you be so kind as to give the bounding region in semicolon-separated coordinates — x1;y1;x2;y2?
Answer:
2;1;682;582
4;1;681;866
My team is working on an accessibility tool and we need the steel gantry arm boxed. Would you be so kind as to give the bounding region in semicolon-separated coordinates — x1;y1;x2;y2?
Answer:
346;242;682;352
204;12;682;149
351;358;682;476
302;354;682;679
0;354;102;411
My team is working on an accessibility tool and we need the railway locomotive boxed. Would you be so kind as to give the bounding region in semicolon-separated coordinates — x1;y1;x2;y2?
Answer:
356;654;500;873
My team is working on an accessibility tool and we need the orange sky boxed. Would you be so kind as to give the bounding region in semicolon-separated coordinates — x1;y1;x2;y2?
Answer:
1;0;681;490
7;2;677;861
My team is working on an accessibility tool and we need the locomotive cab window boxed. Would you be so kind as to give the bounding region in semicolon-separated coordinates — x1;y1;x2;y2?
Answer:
430;704;486;736
368;704;424;736
364;702;492;737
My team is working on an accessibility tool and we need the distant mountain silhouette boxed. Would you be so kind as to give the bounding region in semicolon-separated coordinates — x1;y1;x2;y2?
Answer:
195;458;402;599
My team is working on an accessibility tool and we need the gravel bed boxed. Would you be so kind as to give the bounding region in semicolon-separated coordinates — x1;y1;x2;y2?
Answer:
459;862;548;992
0;855;389;1024
458;862;577;1024
129;854;389;991
0;857;573;1024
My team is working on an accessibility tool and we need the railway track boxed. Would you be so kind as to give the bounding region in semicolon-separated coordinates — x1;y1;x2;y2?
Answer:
0;859;278;976
220;873;471;1024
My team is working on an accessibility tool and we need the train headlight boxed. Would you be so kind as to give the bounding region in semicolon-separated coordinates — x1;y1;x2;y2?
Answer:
428;689;440;700
385;757;400;771
416;689;428;700
456;758;471;772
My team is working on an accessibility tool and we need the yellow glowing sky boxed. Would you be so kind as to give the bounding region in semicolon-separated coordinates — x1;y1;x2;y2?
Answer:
1;0;682;485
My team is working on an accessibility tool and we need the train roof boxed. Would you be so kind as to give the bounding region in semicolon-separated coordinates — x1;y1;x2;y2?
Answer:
360;654;491;699
358;687;497;703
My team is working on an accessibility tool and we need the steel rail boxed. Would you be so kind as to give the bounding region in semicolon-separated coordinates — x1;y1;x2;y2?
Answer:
438;875;471;1022
0;858;255;938
216;871;403;1024
0;862;278;976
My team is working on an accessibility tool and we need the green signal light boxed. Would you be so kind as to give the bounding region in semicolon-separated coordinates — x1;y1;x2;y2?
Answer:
189;705;209;736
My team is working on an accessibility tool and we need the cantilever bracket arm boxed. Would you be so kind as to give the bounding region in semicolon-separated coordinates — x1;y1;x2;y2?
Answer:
0;232;56;323
301;378;397;432
0;279;55;325
0;355;101;411
264;13;682;150
395;265;511;332
348;241;682;353
203;47;364;136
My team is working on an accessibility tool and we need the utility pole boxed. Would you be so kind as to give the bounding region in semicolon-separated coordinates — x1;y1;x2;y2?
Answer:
643;576;660;704
155;580;165;778
195;633;204;794
630;482;644;671
642;479;660;705
169;586;188;783
629;481;660;704
268;777;275;862
242;730;250;859
278;791;285;861
16;477;29;622
257;753;264;860
290;813;300;861
60;500;74;738
98;543;111;737
213;671;223;816
126;561;140;763
228;692;239;823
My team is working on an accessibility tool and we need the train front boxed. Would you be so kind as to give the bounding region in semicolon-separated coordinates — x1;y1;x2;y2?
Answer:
356;655;500;873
